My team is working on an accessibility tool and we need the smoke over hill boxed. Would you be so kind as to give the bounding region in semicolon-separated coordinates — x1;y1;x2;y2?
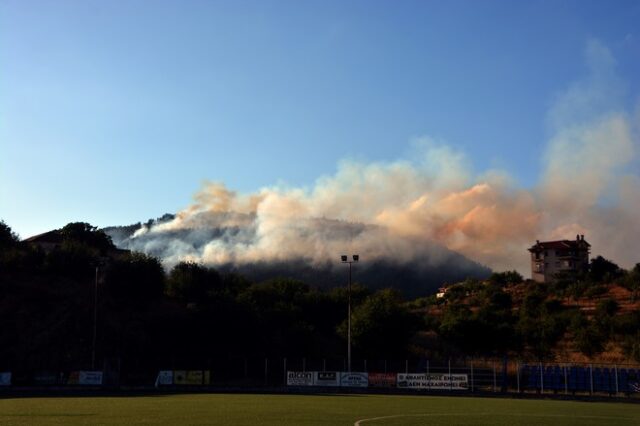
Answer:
105;215;491;297
106;40;639;289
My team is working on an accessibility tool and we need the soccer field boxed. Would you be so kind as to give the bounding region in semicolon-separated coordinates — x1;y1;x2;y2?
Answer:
1;393;639;426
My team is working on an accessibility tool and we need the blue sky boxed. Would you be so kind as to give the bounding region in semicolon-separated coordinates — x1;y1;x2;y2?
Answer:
2;0;639;238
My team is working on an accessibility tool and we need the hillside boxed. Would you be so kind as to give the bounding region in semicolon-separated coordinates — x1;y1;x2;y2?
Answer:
421;269;640;363
104;215;492;298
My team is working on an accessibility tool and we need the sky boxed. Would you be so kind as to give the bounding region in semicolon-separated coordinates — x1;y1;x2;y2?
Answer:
2;1;640;271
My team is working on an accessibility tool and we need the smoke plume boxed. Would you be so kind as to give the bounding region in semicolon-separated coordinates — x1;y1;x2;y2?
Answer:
116;40;640;275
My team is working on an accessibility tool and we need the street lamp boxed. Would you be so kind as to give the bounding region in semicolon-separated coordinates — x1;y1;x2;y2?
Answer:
91;259;105;371
91;265;99;370
341;254;359;372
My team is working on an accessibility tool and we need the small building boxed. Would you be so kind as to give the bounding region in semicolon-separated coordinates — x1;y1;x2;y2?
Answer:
23;230;64;253
24;229;130;258
528;235;590;283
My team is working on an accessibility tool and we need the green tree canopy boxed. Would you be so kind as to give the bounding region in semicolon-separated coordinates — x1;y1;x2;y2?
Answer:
343;289;419;359
105;252;165;304
166;261;222;303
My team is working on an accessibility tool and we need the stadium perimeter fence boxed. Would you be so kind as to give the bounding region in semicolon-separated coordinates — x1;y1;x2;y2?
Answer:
1;358;639;399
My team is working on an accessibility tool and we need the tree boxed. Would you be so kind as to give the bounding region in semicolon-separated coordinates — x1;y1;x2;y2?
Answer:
0;220;19;248
488;270;523;286
342;289;419;359
0;221;22;271
165;261;221;304
516;290;568;359
104;252;165;304
622;264;640;302
60;222;115;252
570;312;606;357
589;256;622;283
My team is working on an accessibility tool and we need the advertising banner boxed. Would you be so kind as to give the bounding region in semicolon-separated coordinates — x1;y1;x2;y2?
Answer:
368;372;396;387
286;371;314;386
174;370;187;384
339;372;369;387
0;372;11;386
155;370;174;386
78;371;103;385
313;371;339;386
67;371;80;385
397;373;468;390
174;370;210;385
33;372;58;385
187;370;210;385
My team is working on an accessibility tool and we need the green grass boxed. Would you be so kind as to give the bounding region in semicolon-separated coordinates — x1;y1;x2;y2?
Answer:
0;393;639;425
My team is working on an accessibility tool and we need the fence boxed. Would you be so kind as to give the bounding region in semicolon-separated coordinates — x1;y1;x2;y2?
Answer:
1;358;639;398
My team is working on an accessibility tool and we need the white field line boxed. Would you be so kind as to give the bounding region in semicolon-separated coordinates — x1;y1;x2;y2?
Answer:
354;412;636;425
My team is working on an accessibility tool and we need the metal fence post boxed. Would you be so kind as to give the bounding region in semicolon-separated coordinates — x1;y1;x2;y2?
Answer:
615;364;619;396
283;358;287;385
264;358;268;386
405;359;408;374
539;362;544;394
364;359;367;372
448;358;452;392
516;361;519;394
471;359;475;393
302;357;306;372
564;364;568;395
493;361;497;393
323;358;326;372
589;364;593;395
427;359;431;391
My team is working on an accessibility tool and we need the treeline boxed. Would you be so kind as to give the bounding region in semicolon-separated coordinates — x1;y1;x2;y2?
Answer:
1;220;639;376
0;221;418;375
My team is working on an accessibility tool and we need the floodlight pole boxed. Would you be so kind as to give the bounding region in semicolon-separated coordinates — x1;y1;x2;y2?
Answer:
91;265;98;370
341;255;359;372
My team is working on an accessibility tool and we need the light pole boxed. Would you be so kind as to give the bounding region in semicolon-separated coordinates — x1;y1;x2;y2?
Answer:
91;265;98;370
341;254;359;372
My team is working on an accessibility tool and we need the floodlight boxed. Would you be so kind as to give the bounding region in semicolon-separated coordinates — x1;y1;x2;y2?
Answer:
352;255;359;262
341;255;348;262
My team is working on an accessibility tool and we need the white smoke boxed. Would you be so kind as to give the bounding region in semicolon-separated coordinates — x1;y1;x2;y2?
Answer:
120;40;640;275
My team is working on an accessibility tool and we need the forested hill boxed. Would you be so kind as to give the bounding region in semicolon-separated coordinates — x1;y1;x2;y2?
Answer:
103;215;492;298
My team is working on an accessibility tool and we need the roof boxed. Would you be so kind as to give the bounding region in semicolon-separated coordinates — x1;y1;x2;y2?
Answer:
23;230;63;244
528;239;590;252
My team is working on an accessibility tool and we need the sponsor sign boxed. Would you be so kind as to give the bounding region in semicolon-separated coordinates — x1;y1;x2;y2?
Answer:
78;371;103;385
287;371;314;386
187;370;210;385
174;370;210;385
33;372;58;385
155;370;174;386
67;371;80;385
313;371;339;386
0;372;11;386
174;370;187;384
339;372;368;387
397;373;468;390
368;372;396;387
